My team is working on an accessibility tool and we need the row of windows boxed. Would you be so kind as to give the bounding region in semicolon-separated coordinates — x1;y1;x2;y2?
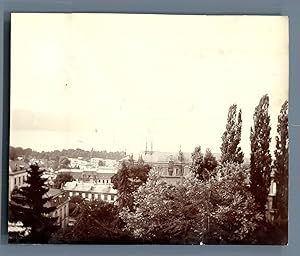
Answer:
154;166;185;176
69;191;116;201
14;175;27;186
53;203;68;225
78;177;111;184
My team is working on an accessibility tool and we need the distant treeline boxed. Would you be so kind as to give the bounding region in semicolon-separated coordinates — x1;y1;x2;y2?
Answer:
9;146;126;161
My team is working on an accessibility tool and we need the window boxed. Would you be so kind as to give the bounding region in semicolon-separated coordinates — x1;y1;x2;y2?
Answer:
14;178;17;185
19;176;21;185
104;194;108;201
111;195;114;201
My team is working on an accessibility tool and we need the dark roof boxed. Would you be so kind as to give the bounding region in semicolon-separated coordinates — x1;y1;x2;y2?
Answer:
9;160;30;173
45;188;63;198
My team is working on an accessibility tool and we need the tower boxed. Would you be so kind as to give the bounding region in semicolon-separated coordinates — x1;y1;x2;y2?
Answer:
145;139;148;155
150;141;153;155
178;145;184;176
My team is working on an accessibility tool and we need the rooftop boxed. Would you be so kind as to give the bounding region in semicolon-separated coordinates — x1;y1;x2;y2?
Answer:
120;151;192;164
44;188;63;198
63;181;117;194
9;160;30;174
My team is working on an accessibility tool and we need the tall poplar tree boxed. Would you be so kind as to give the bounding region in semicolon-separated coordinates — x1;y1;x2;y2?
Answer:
220;104;244;164
249;94;272;215
273;101;288;228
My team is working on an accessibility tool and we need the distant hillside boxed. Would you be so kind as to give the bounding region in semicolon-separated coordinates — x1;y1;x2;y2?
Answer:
9;146;126;161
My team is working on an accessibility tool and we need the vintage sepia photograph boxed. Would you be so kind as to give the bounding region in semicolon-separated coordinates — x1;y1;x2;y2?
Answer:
8;13;288;245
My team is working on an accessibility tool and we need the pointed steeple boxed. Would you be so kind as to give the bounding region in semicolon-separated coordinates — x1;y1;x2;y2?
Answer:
150;141;153;155
178;145;184;176
145;138;148;155
178;145;184;162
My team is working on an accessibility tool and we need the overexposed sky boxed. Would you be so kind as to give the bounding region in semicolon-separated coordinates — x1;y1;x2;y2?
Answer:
10;14;289;156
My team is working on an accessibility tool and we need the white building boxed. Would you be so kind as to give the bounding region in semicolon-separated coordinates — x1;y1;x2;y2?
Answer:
63;181;117;203
9;160;29;199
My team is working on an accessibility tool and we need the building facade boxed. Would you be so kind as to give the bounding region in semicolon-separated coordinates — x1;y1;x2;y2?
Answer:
9;160;30;198
45;188;70;228
58;167;116;184
119;148;192;186
63;181;117;203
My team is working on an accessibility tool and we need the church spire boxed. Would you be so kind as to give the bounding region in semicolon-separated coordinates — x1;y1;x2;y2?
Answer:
178;145;184;162
151;141;153;155
145;139;148;155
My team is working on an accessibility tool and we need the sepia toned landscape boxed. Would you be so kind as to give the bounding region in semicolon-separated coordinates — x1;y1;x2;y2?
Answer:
8;14;288;245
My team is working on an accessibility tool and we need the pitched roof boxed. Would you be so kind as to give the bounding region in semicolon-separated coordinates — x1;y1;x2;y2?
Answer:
45;188;63;198
9;160;30;173
63;181;117;194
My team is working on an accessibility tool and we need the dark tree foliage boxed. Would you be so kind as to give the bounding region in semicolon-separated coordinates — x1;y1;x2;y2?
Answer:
98;160;105;166
249;94;272;215
190;146;205;180
220;104;244;164
273;100;288;244
58;156;71;169
121;164;263;245
204;148;218;173
111;162;151;211
53;200;137;244
9;164;58;243
53;173;73;189
68;196;84;217
190;147;218;180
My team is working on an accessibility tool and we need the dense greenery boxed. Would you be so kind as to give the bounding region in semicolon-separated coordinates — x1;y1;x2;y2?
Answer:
190;146;218;180
273;100;289;244
53;173;73;189
9;164;58;243
120;165;262;244
53;200;133;244
111;162;151;211
249;94;272;215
